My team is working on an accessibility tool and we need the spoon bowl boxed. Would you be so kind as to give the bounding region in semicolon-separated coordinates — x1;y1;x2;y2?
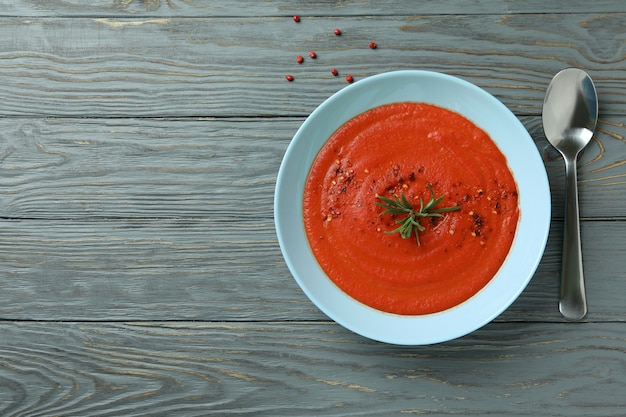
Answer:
543;69;598;154
542;68;598;320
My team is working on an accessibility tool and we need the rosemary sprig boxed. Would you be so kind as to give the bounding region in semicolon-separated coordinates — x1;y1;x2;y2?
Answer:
375;185;460;245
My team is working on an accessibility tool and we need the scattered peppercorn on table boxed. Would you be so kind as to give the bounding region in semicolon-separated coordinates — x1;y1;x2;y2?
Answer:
1;1;625;415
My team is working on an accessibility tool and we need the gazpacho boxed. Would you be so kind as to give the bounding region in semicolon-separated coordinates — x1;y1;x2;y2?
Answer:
303;102;519;315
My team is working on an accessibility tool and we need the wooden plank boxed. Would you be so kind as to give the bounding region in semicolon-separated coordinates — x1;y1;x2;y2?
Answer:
1;0;626;17
0;218;623;322
0;217;314;321
0;14;623;117
1;117;624;220
0;117;287;219
1;321;625;416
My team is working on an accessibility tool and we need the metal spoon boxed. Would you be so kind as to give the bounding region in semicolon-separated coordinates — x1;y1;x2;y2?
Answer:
542;68;598;320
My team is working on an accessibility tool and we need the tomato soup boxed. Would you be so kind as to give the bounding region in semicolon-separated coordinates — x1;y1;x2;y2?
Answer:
303;102;519;315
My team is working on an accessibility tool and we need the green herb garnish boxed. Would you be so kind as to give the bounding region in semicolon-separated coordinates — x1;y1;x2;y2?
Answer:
375;185;461;245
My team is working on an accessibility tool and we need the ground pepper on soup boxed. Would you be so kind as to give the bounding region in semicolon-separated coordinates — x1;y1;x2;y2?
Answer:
303;102;520;315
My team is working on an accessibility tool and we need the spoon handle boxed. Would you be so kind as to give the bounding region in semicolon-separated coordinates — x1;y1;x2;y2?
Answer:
559;156;588;320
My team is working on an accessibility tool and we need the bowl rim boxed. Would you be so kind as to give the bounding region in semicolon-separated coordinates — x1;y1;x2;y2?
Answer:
275;70;551;345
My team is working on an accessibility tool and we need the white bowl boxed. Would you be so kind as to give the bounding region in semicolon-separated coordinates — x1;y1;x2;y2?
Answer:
274;70;550;345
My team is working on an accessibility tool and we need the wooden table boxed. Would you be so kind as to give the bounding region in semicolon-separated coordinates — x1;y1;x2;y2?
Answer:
1;1;625;415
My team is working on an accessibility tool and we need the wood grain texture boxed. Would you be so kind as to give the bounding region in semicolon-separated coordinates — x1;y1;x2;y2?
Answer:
1;1;626;415
0;218;624;322
1;0;626;17
1;321;625;417
0;13;623;117
0;118;287;219
1;116;625;220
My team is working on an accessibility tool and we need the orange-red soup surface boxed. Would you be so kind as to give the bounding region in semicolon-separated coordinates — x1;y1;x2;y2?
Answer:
303;102;519;315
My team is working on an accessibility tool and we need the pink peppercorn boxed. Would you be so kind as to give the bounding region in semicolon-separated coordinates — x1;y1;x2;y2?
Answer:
346;74;354;83
331;68;339;76
369;41;377;49
286;75;294;81
308;51;317;59
296;55;304;64
293;15;300;22
334;28;342;36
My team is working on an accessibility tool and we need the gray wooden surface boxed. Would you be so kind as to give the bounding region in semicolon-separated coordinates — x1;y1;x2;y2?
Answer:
0;1;625;415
